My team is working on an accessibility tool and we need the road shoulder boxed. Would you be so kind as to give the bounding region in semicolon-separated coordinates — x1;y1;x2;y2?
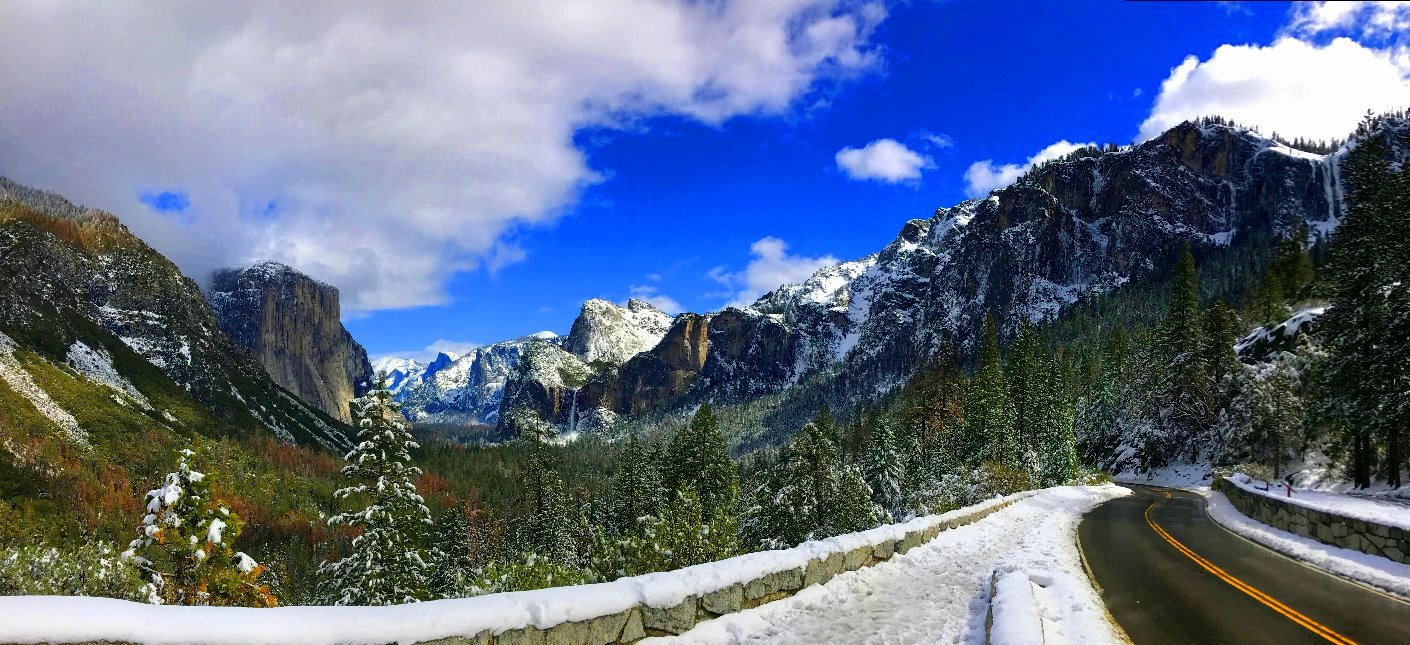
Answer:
1198;487;1410;602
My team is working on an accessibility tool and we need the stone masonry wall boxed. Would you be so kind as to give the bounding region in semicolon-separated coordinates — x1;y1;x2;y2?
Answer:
1216;478;1409;565
419;495;1028;645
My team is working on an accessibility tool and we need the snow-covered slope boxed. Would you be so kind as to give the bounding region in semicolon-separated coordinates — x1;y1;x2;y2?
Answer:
384;333;558;425
0;177;352;450
564;298;673;366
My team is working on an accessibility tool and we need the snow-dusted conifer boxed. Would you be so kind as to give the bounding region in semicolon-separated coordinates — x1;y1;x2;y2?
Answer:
863;416;908;522
122;446;273;606
319;374;433;605
429;505;476;599
665;403;738;520
611;434;664;534
963;314;1017;468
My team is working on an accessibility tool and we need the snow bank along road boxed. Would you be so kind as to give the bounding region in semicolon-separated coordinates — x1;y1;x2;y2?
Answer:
652;485;1129;644
1080;485;1410;644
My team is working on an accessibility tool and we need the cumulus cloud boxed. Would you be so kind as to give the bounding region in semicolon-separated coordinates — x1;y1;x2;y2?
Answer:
627;284;683;315
0;1;886;312
835;138;933;183
1285;1;1410;43
962;140;1093;198
1137;37;1410;142
372;338;481;363
710;237;838;308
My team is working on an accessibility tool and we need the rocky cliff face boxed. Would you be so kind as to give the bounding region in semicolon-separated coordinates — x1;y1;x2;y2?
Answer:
208;262;373;423
499;119;1353;440
564;298;673;366
0;177;351;450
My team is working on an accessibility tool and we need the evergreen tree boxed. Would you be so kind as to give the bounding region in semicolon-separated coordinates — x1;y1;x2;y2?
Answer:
665;403;738;520
963;314;1018;468
514;439;577;566
1318;112;1410;487
122;446;274;607
592;488;738;579
429;505;476;599
1006;322;1045;475
741;420;882;548
1032;351;1079;486
610;434;664;534
1160;243;1211;458
863;416;908;521
1248;353;1305;480
1076;327;1130;468
319;375;433;606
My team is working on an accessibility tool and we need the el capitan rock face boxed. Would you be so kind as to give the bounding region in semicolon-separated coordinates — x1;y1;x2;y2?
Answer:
208;262;374;424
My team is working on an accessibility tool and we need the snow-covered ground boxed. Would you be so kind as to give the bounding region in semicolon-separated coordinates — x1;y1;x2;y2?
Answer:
1112;463;1211;489
1228;475;1410;532
1205;491;1410;599
0;492;1079;645
651;485;1130;645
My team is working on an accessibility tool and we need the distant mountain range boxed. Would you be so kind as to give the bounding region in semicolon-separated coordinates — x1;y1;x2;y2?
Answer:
1;115;1397;452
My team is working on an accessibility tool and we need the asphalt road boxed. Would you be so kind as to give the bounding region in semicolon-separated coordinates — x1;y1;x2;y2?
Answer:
1078;485;1410;644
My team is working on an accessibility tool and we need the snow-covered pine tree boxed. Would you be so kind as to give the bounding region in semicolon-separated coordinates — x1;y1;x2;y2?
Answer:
1006;322;1052;480
1248;352;1305;479
665;403;738;520
611;434;664;534
514;436;578;566
863;416;908;522
429;505;476;599
122;446;274;606
1075;327;1130;469
742;414;885;549
1160;243;1212;457
963;314;1017;469
1318;112;1410;487
319;374;433;606
1034;351;1079;486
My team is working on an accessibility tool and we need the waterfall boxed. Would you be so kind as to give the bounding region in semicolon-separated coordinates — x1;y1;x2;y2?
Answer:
569;388;578;435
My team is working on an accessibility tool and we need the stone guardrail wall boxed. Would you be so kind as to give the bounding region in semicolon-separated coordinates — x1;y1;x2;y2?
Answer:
422;495;1028;645
1215;478;1410;565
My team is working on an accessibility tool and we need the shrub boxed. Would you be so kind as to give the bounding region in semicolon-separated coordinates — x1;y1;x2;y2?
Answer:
0;541;156;602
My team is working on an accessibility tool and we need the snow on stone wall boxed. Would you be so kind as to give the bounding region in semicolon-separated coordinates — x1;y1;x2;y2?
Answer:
1217;477;1409;565
0;493;1033;645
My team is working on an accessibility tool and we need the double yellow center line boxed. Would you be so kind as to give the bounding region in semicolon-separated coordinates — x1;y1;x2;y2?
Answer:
1143;491;1356;645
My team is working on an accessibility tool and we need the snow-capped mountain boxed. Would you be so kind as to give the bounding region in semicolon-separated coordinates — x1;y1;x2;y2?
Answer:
375;332;558;424
564;298;673;366
495;118;1363;441
383;299;677;426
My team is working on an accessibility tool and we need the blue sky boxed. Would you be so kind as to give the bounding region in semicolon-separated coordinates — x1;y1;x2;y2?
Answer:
2;1;1406;362
349;0;1297;358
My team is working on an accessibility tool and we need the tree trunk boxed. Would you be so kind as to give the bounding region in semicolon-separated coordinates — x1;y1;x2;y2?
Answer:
1356;430;1372;489
1389;423;1402;489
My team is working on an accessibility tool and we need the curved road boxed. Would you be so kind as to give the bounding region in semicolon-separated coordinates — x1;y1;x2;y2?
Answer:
1079;485;1410;644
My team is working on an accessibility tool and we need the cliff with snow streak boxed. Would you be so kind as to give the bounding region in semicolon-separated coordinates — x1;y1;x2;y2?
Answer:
496;119;1349;441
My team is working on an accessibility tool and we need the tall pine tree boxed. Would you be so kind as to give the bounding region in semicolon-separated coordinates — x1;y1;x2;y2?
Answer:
963;314;1018;469
320;375;433;605
665;403;738;520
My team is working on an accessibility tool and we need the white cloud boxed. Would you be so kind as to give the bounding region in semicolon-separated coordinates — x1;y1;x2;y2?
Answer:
372;338;481;363
1285;1;1410;42
962;140;1093;198
0;1;886;312
627;284;683;315
835;138;933;183
1137;37;1410;142
710;237;838;308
